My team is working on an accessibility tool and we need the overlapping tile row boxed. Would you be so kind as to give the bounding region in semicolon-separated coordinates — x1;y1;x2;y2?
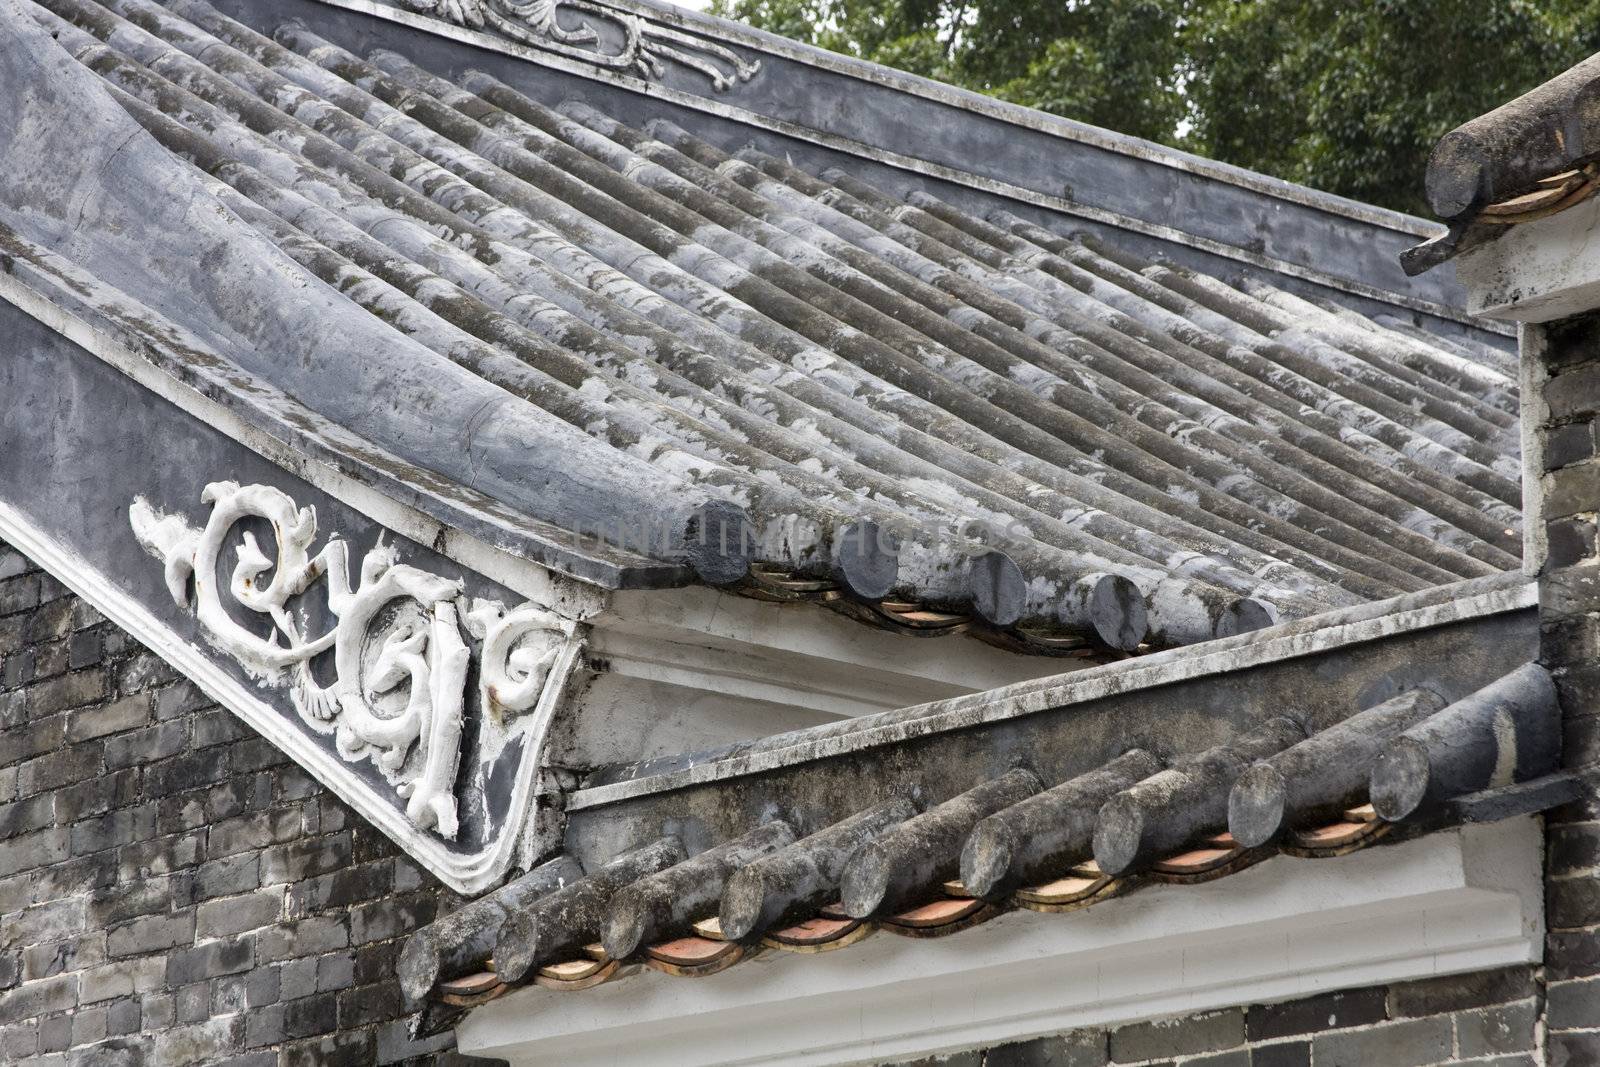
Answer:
24;0;1523;650
396;660;1561;1019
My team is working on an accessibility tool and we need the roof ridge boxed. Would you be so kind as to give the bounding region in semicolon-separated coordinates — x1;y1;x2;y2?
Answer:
308;0;1495;333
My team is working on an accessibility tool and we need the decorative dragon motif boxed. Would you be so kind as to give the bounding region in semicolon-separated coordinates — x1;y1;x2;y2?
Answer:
129;482;572;842
398;0;760;91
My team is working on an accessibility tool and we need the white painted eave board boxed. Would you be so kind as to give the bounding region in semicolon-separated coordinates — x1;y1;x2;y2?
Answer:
1457;194;1600;322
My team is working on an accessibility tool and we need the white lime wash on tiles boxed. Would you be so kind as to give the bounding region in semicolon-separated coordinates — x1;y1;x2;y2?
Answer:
13;0;1529;659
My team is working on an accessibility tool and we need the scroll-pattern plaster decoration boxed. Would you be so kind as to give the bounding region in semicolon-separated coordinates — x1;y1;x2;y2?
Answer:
397;0;759;89
467;599;568;719
129;482;572;842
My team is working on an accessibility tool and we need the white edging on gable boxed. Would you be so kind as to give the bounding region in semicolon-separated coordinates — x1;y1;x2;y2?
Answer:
0;268;615;616
0;499;569;895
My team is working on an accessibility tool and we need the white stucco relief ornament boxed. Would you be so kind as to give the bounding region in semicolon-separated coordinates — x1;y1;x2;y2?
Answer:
129;482;572;842
466;600;568;719
397;0;759;90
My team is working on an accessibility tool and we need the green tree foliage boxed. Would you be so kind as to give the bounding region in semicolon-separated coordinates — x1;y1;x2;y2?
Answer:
710;0;1600;216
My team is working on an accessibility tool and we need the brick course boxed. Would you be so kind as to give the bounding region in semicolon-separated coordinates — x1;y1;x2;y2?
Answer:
0;540;498;1067
884;966;1545;1066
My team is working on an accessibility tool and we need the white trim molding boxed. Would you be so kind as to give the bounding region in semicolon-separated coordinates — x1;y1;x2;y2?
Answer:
568;575;1537;811
1455;194;1600;323
459;818;1544;1067
0;248;624;607
590;583;1072;721
0;497;581;895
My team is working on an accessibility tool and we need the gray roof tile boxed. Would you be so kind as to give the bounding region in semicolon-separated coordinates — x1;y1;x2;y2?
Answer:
396;656;1566;1012
17;0;1522;651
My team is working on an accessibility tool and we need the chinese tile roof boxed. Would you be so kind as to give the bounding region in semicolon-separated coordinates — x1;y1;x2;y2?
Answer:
9;0;1525;656
397;641;1569;1023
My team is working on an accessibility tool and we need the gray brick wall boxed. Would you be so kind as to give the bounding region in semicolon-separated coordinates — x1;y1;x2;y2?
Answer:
0;540;501;1067
1534;312;1600;1065
887;966;1544;1066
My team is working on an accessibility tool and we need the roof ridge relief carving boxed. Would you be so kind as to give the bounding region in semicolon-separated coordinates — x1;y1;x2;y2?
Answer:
396;0;760;89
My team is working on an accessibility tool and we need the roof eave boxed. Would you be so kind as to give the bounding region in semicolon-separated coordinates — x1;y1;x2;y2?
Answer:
562;570;1537;863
